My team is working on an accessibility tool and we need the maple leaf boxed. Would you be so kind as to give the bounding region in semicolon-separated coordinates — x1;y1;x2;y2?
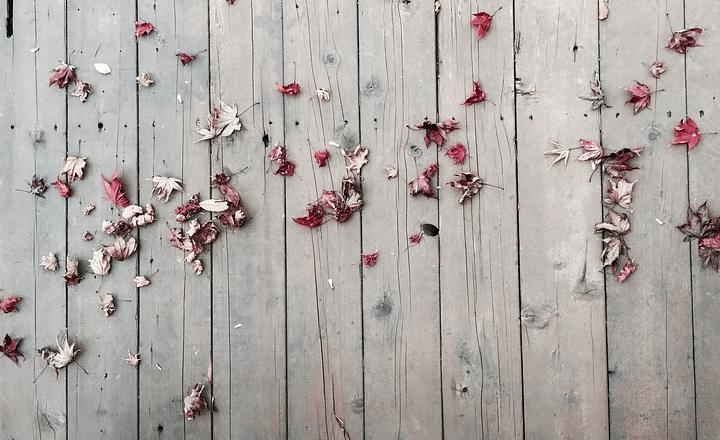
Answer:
184;383;207;420
63;257;82;286
0;334;24;363
625;81;653;114
667;27;702;53
384;166;398;178
267;143;296;176
616;259;636;283
136;72;154;87
88;249;112;276
177;52;196;66
446;143;467;165
342;145;369;173
580;71;610;110
669;118;702;150
51;177;71;198
99;293;115;317
677;202;720;242
600;236;623;268
603;147;643;179
101;171;131;208
595;209;630;235
0;296;21;314
462;81;486;106
314;88;331;101
544;141;571;170
699;236;720;271
134;276;151;287
471;8;500;38
49;62;76;88
104;236;137;261
276;81;301;95
362;252;378;267
415;119;459;148
170;220;219;263
102;220;132;238
70;80;92;102
40;252;58;271
39;331;79;376
409;164;437;198
17;175;47;198
293;202;326;229
576;139;605;170
60;156;86;184
175;193;202;222
134;20;154;37
218;205;246;229
650;61;666;79
447;172;486;204
211;173;241;206
598;0;609;20
150;175;184;202
342;175;363;211
314;149;330;167
604;179;636;212
195;101;243;142
124;351;140;366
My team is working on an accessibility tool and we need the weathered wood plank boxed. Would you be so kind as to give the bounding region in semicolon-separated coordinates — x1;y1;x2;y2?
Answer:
64;2;139;438
208;1;286;439
437;1;523;438
358;1;442;439
601;1;695;438
515;0;608;438
283;0;363;438
136;1;212;438
685;4;719;439
0;0;67;437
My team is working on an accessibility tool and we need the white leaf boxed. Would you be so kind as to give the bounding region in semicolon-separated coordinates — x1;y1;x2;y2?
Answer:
94;63;112;74
200;199;229;212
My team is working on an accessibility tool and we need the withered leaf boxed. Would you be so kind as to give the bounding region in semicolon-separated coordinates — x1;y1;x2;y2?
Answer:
61;155;87;184
0;296;21;314
124;352;140;366
667;27;702;53
133;20;154;37
70;80;92;102
184;383;207;420
88;249;112;276
136;72;154;87
650;61;666;78
462;81;486;106
447;172;485;204
603;147;644;179
604;179;636;212
64;257;82;286
41;252;59;271
595;209;630;235
51;177;71;198
579;71;610;110
150;175;183;202
544;141;571;170
0;334;24;363
195;100;243;142
177;52;196;66
49;62;76;89
122;204;155;227
341;145;369;174
616;259;637;283
600;236;623;268
99;294;115;317
104;236;137;261
134;276;151;287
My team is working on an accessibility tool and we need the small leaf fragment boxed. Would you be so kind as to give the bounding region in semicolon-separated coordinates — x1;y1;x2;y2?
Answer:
94;63;112;74
99;294;115;317
134;276;151;287
0;296;21;314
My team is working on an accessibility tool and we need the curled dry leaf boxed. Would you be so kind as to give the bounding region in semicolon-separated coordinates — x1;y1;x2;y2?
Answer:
195;100;243;142
99;294;115;317
595;209;631;235
650;61;666;79
133;20;154;37
447;172;486;204
122;204;155;227
409;232;424;244
314;88;331;101
616;259;636;283
669;118;702;150
362;252;378;267
462;81;486;106
104;236;137;261
435;1;441;13
49;62;76;88
409;164;437;198
192;260;204;275
88;249;112;276
39;331;79;377
211;173;241;206
580;71;610;110
51;177;71;198
601;236;623;268
667;27;702;53
267;143;295;176
61;156;87;184
604;179;636;212
71;80;92;102
41;252;59;271
102;220;132;238
94;63;111;74
415;119;459;149
134;276;150;287
169;220;219;263
677;203;720;271
384;166;398;179
150;175;183;202
124;351;140;366
207;360;213;386
603;147;644;179
199;199;230;213
175;193;202;222
83;231;93;241
625;81;653;114
218;205;246;229
0;334;24;363
101;171;131;208
64;257;81;286
544;141;571;170
276;81;301;95
446;143;467;165
293;202;325;229
598;0;609;20
176;52;196;66
0;296;21;314
314;149;330;167
184;383;207;420
82;204;95;215
136;72;154;87
342;145;369;174
20;176;47;198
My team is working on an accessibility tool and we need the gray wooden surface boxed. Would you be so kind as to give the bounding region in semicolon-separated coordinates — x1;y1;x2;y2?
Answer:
1;0;718;439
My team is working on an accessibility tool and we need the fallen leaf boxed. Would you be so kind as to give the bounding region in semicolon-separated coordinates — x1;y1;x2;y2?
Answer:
667;27;702;53
99;294;115;317
134;276;150;287
293;202;326;229
150;175;184;202
604;179;636;212
83;231;93;241
362;252;378;267
184;383;207;420
446;172;485;204
650;61;666;78
446;143;467;165
616;259;636;283
314;149;330;167
384;166;398;178
94;63;112;74
276;81;301;95
136;72;154;87
175;193;202;223
195;100;243;142
88;249;112;276
124;352;140;366
471;8;500;39
104;236;137;261
669;118;702;150
314;88;331;101
600;236;623;268
462;81;486;106
0;296;21;314
199;199;230;212
70;80;92;102
625;81;652;114
101;171;131;208
0;334;24;363
82;204;95;215
409;232;424;244
192;260;204;275
19;176;47;198
580;71;610;110
595;209;630;235
211;173;241;206
102;220;132;238
49;62;76;88
64;257;81;285
603;147;644;179
415;119;459;148
267;143;296;176
38;331;79;377
218;205;246;229
51;177;71;198
677;202;719;242
341;145;369;174
41;252;58;271
176;52;196;66
409;164;437;198
134;20;154;37
544;141;571;170
122;204;155;227
598;0;609;20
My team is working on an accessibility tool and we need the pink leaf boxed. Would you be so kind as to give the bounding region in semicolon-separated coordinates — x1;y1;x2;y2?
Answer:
51;177;71;198
445;143;467;165
276;81;301;95
616;259;637;283
362;252;378;267
462;81;486;106
667;27;702;53
101;171;131;208
49;62;76;89
177;52;196;66
625;81;652;114
314;149;330;167
134;20;154;37
0;296;21;314
293;203;326;229
669;118;702;150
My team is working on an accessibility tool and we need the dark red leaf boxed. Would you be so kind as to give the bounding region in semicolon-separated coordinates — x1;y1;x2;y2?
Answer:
462;81;486;106
218;205;246;229
667;27;702;53
51;177;71;198
470;11;494;38
0;334;24;363
276;82;301;95
415;119;459;148
409;164;437;198
362;252;378;267
0;296;21;314
409;232;423;244
49;62;76;89
101;170;131;208
211;174;241;206
446;172;485;204
293;203;326;229
134;20;154;37
267;144;295;176
314;149;330;167
669;118;702;150
445;143;467;165
699;243;720;271
625;81;652;114
174;193;202;222
603;147;643;179
176;52;196;66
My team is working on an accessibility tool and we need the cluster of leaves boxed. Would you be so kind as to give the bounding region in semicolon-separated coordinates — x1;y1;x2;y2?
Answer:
49;62;92;102
677;203;720;271
50;156;86;198
267;143;296;176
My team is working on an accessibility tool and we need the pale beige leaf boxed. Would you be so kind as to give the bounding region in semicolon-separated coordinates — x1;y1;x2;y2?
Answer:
136;72;154;87
149;175;184;202
99;293;115;317
82;204;95;215
94;63;112;74
134;275;151;287
124;352;141;366
41;252;58;271
200;199;230;212
61;155;87;184
88;249;111;276
598;0;609;20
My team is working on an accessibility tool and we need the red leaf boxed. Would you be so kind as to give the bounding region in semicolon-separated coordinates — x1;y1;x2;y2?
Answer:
669;118;701;150
0;334;24;363
667;27;702;53
49;62;76;88
362;252;378;267
576;139;605;170
415;119;459;148
409;164;437;198
616;259;637;283
101;171;131;208
462;81;486;106
409;232;423;244
0;296;21;314
603;147;643;179
293;203;325;229
174;193;202;222
267;144;295;176
446;172;485;204
211;174;241;206
625;81;652;114
134;20;154;37
276;82;301;95
446;143;467;165
470;10;497;38
595;209;630;235
314;149;330;167
176;52;196;66
218;205;246;229
51;177;71;198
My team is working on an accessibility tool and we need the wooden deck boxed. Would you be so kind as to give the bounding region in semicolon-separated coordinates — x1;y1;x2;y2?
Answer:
1;0;719;439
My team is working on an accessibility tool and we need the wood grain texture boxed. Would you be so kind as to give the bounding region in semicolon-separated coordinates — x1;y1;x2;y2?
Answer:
515;0;608;438
437;1;523;438
601;1;695;438
209;1;286;439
